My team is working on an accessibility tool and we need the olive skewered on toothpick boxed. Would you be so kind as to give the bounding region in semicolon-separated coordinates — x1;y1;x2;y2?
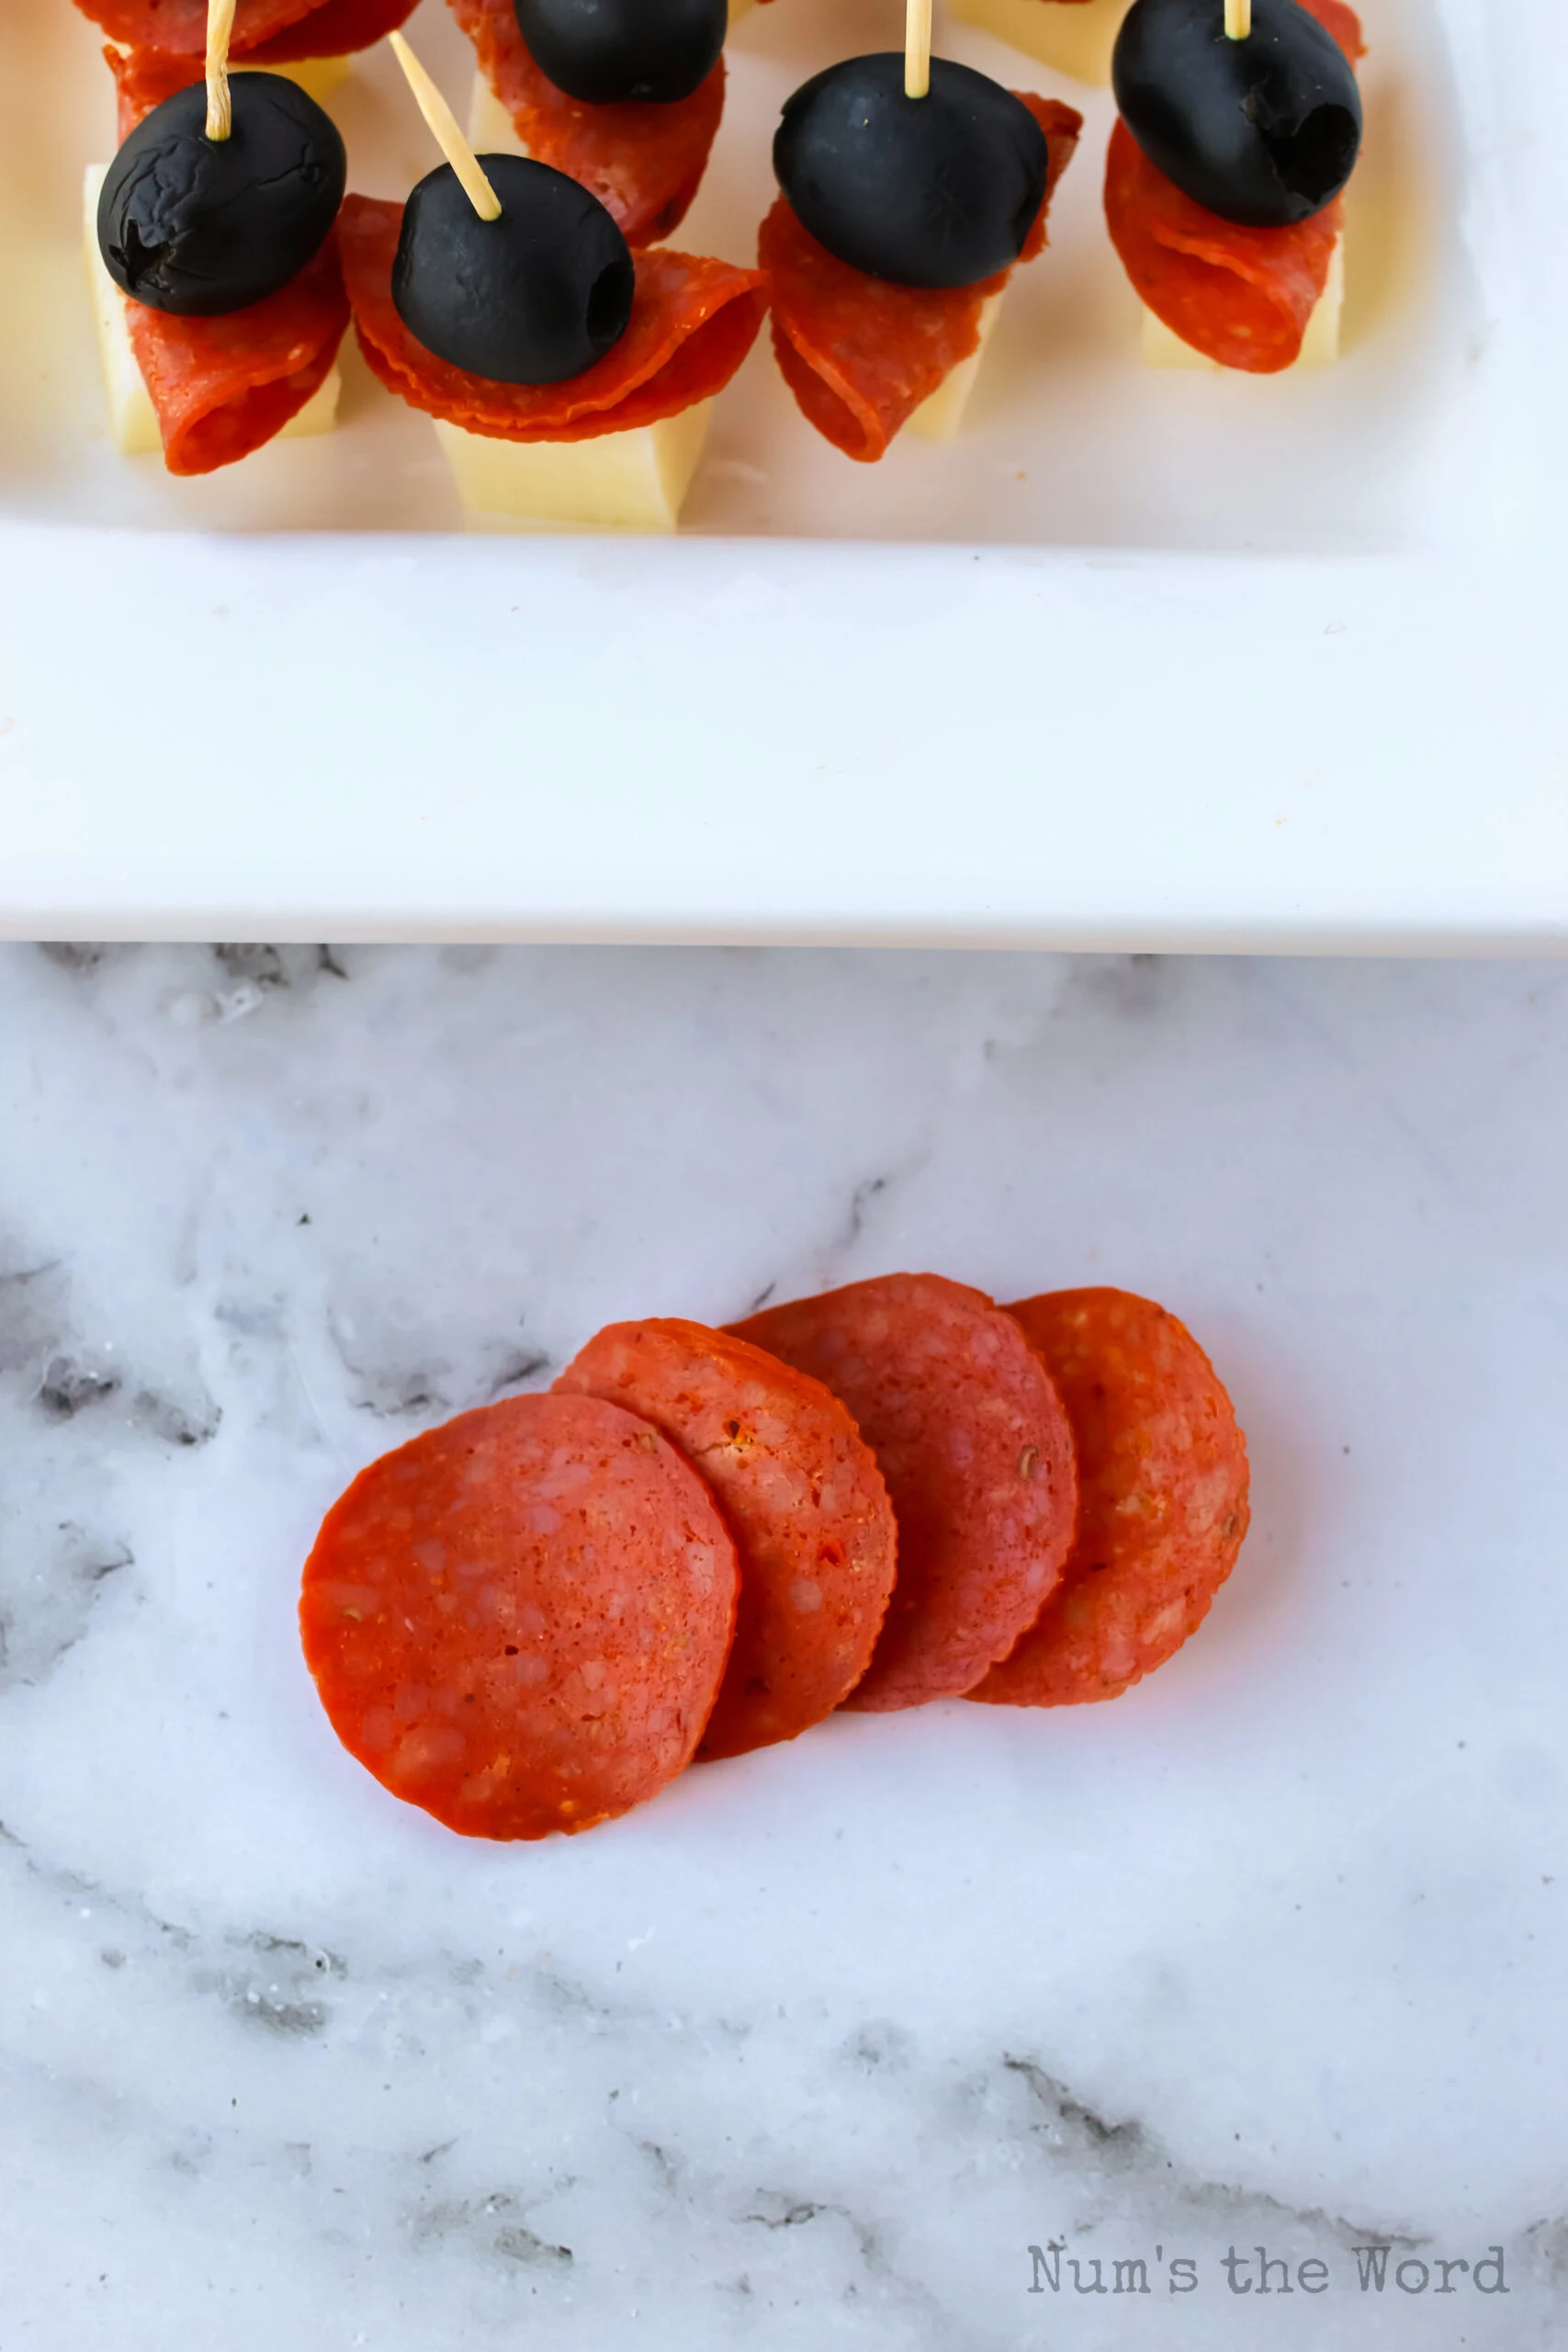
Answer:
1112;0;1361;228
386;29;635;385
96;0;345;314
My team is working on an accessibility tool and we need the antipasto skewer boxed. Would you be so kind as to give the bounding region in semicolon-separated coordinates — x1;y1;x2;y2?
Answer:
1106;0;1364;372
85;0;350;471
336;29;765;529
761;0;1081;459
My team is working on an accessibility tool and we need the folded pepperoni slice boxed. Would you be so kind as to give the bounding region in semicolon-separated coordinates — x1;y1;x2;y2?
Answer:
448;0;725;247
729;1274;1077;1712
340;194;766;442
972;1289;1249;1708
300;1393;740;1840
555;1319;897;1761
125;232;349;475
761;94;1081;462
244;0;418;62
1106;0;1363;373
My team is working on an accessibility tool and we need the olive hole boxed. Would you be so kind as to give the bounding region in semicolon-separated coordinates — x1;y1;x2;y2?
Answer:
586;261;631;353
1262;103;1359;203
114;220;160;296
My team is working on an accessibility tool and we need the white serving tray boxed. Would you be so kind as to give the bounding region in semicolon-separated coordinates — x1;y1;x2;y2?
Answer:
1;0;1563;947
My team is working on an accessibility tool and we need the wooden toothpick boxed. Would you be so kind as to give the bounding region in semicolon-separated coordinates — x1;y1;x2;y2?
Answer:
205;0;236;139
1224;0;1251;36
389;30;502;221
905;0;932;98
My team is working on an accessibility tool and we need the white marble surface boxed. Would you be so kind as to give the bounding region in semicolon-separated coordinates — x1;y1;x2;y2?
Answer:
1;944;1565;2352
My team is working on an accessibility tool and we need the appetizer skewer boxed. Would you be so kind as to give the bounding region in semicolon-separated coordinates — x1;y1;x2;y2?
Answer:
762;9;1080;458
449;0;728;247
1106;0;1363;372
338;31;765;529
86;0;350;470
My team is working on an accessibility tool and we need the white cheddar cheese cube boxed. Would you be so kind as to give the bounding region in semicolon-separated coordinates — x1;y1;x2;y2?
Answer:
1140;236;1345;369
468;72;524;155
433;401;714;531
244;55;353;105
84;164;341;458
947;0;1128;85
907;291;1004;441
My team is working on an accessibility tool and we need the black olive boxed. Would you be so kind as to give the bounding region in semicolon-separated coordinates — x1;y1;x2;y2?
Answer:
96;73;345;317
392;154;635;386
513;0;726;104
774;54;1049;290
1112;0;1361;228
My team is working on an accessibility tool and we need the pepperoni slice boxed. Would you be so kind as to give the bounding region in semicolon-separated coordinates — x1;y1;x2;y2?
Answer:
729;1274;1077;1711
125;232;349;475
972;1289;1249;1708
340;194;766;441
76;0;323;57
761;94;1081;462
1106;0;1362;373
299;1393;739;1840
243;0;418;62
447;0;725;247
555;1319;897;1760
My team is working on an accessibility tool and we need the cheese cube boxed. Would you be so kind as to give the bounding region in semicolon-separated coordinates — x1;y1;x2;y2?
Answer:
1140;237;1345;369
433;401;714;530
244;56;353;105
907;291;1004;440
947;0;1128;86
83;164;341;457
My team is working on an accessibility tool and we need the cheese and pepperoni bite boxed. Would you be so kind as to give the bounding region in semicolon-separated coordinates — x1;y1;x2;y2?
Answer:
974;1288;1249;1707
731;1274;1077;1711
556;1319;897;1760
299;1393;739;1839
762;87;1081;459
1107;0;1363;372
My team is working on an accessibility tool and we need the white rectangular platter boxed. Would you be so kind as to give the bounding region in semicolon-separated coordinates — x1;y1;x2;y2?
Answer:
0;0;1564;948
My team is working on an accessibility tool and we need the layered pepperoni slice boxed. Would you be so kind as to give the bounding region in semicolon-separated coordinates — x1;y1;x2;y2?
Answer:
973;1289;1249;1708
448;0;726;248
555;1319;897;1760
1106;0;1363;372
125;233;349;476
340;196;766;442
762;95;1081;462
300;1392;740;1839
730;1274;1077;1710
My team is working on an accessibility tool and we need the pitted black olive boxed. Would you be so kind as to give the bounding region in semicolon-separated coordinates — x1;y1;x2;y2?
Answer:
392;154;635;386
774;53;1049;290
1112;0;1361;228
513;0;726;104
96;73;345;317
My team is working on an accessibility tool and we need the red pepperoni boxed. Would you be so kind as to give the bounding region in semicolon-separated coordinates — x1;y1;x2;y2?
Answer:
1105;0;1362;373
761;94;1081;462
243;0;418;62
555;1319;897;1760
124;231;349;475
447;0;725;247
972;1289;1250;1708
729;1274;1077;1711
299;1393;739;1840
78;0;322;57
339;194;766;442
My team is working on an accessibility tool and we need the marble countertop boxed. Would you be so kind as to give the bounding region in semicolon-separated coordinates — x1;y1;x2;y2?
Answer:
2;944;1564;2351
